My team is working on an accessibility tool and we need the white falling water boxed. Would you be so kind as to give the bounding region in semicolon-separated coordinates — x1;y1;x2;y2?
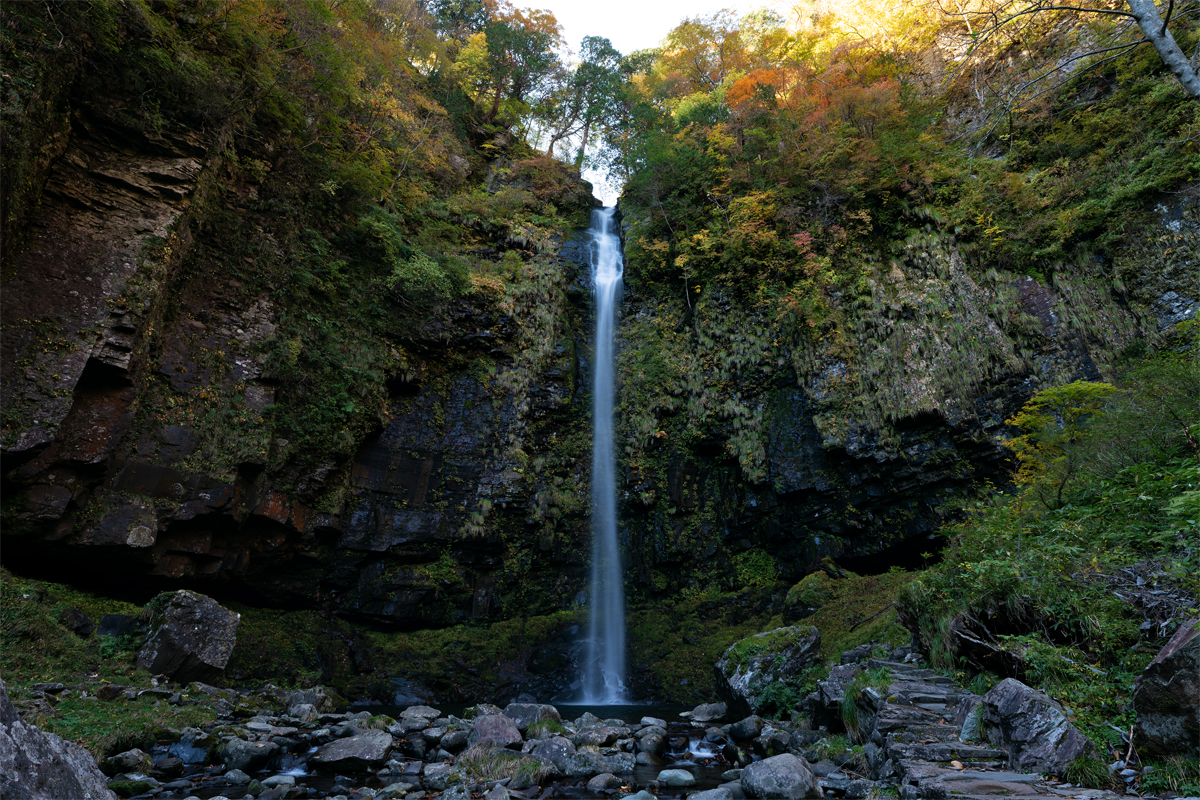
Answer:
583;206;626;704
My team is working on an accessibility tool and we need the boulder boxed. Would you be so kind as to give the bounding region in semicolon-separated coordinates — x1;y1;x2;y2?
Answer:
640;733;666;756
740;753;821;800
1134;617;1199;757
659;768;697;787
691;702;729;723
573;725;621;747
169;728;216;764
980;678;1095;775
587;773;622;791
690;790;735;800
400;704;442;721
530;736;576;772
101;749;152;776
221;738;279;773
422;763;466;791
0;680;117;800
441;728;470;752
729;716;765;741
136;591;240;685
504;703;562;732
716;627;821;719
564;750;635;778
807;664;861;728
470;713;523;749
285;686;335;714
310;729;393;770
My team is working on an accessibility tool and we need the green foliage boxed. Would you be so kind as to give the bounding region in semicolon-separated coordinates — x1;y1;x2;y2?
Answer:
1141;756;1200;796
841;667;891;741
37;692;213;760
900;354;1200;752
1005;381;1118;509
732;548;778;588
785;570;911;664
1062;755;1115;791
627;587;781;704
0;569;144;683
97;635;142;661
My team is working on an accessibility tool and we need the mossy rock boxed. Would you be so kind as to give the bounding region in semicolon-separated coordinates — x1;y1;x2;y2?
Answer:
106;780;154;798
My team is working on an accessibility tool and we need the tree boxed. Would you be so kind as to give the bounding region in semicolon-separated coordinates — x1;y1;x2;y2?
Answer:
540;36;623;164
950;0;1200;110
1004;380;1119;509
479;4;562;121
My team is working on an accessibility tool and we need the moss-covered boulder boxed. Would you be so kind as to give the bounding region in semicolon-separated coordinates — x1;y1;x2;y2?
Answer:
714;626;821;719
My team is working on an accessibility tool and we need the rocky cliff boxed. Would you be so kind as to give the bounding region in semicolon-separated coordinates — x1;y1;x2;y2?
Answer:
1;2;601;631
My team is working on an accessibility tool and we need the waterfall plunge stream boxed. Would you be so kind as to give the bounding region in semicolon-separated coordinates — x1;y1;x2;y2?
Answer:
582;206;626;703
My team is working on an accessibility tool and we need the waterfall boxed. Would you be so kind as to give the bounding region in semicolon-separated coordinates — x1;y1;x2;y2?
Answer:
583;206;626;704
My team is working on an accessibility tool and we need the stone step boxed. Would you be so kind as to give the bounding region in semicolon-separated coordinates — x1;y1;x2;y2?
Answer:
875;721;962;742
876;704;957;726
888;741;1007;763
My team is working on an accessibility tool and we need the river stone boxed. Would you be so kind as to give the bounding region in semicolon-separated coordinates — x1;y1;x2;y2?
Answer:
659;768;697;787
484;785;511;800
1134;617;1199;757
289;702;319;723
691;703;729;723
401;704;442;721
690;790;734;800
588;773;623;791
980;678;1096;775
640;733;666;756
442;728;470;752
169;727;217;764
422;763;465;791
741;753;821;800
729;716;764;741
136;590;241;685
224;769;251;784
470;712;523;749
261;774;296;788
311;729;393;770
0;680;117;800
221;738;279;772
623;791;657;800
636;751;664;766
504;703;562;732
467;703;505;718
565;750;635;778
641;716;667;728
286;686;335;714
715;626;821;719
574;725;620;747
102;748;152;776
530;736;575;771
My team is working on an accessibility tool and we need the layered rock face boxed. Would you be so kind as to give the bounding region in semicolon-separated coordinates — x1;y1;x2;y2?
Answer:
1;78;600;629
610;200;1198;599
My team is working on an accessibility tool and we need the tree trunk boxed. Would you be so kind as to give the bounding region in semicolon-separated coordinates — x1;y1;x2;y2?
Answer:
1126;0;1200;99
575;119;592;167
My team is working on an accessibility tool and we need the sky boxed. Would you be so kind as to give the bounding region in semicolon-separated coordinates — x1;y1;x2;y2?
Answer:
535;0;790;59
528;0;795;203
